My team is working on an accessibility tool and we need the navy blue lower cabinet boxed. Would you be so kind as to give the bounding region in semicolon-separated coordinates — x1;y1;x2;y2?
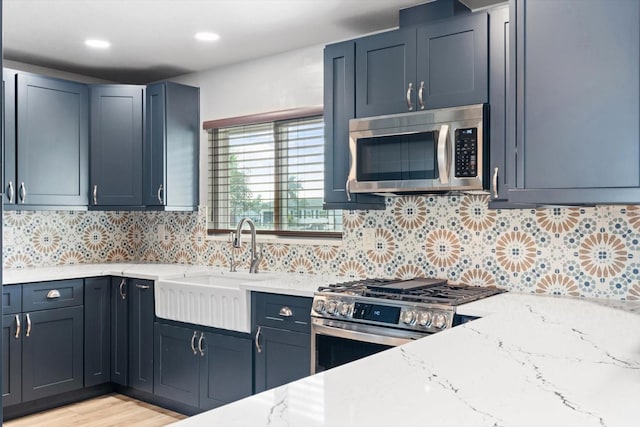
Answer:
2;314;22;407
128;279;154;393
153;323;200;407
111;277;129;386
253;326;311;393
84;277;111;387
154;322;253;410
21;306;84;402
199;332;252;410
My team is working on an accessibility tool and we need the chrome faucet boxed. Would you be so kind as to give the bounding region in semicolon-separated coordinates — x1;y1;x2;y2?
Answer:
233;217;261;273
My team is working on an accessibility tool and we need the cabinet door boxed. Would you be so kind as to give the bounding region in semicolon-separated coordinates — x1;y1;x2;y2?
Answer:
323;42;385;210
143;83;166;207
417;12;488;110
254;327;310;393
90;85;143;207
509;0;640;204
164;82;199;208
199;332;252;410
129;278;154;393
3;69;16;206
355;28;417;117
84;277;111;387
144;82;199;209
153;323;199;407
110;277;128;386
16;73;88;206
488;6;514;207
22;306;84;402
2;314;22;407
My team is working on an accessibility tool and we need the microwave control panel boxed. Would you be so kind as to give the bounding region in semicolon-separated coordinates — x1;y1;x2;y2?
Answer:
454;128;478;178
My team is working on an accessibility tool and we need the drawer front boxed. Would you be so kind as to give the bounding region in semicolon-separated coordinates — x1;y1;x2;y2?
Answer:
22;279;84;311
253;292;312;333
3;285;22;315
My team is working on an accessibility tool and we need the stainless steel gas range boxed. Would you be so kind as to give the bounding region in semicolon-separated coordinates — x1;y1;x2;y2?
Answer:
310;277;504;374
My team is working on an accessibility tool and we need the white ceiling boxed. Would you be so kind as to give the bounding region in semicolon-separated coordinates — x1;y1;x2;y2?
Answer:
3;0;441;84
4;0;503;84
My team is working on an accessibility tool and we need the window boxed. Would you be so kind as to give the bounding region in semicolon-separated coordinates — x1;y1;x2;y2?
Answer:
207;113;342;236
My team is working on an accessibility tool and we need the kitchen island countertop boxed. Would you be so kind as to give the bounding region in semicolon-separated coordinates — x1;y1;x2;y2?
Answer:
171;292;640;427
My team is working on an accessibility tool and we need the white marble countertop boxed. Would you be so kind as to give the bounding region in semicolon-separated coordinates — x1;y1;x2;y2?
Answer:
2;263;337;297
172;293;640;427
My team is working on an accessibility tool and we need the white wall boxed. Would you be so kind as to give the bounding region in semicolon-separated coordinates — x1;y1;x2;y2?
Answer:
169;44;325;206
170;44;324;120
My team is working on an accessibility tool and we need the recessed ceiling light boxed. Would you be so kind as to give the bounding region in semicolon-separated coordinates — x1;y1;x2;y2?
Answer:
85;39;111;49
194;32;220;42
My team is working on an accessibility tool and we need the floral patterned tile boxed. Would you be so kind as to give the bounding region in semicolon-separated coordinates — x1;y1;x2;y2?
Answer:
3;194;640;300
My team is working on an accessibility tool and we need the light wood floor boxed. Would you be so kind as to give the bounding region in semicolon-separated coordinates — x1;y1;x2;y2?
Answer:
4;393;188;427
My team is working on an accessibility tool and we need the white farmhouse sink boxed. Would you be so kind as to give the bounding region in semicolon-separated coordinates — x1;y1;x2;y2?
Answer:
155;272;275;333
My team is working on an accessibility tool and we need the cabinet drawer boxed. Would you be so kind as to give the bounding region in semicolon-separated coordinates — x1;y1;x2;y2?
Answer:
3;285;22;315
252;293;312;333
22;279;84;311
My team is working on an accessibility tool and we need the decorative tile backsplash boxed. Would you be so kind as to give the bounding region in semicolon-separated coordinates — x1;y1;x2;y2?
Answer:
3;195;640;300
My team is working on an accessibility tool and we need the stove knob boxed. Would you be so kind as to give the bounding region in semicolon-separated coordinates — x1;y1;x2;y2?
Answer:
400;310;416;325
417;311;432;327
433;313;447;330
313;299;325;313
326;300;338;315
338;302;351;317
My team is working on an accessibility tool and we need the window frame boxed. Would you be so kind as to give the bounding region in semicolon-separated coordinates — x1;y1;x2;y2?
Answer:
204;106;342;239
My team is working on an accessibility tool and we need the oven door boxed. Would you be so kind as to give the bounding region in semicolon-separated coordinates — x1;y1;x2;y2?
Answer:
348;124;450;194
311;317;427;374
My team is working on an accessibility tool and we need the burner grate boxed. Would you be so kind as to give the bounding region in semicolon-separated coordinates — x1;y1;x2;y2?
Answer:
318;278;504;306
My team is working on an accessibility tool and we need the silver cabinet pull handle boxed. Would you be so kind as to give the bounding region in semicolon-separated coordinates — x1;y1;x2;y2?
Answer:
279;307;293;317
436;124;450;185
157;184;164;204
15;315;21;339
135;284;150;290
119;278;127;300
418;81;425;110
492;167;499;199
198;332;205;357
406;82;414;111
7;181;15;204
255;326;262;353
345;179;351;202
19;182;26;204
47;289;61;299
191;331;198;355
26;313;32;337
93;185;98;205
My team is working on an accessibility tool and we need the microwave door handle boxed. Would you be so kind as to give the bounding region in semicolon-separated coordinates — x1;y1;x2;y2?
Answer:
437;124;450;185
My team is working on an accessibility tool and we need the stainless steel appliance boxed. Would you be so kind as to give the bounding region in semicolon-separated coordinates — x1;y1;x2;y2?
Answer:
347;104;488;195
311;278;503;374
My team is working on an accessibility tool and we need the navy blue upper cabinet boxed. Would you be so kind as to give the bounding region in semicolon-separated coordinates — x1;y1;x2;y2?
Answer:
323;41;385;210
416;12;488;111
3;69;16;206
15;73;89;207
508;0;640;205
90;85;144;208
355;29;416;117
487;6;515;207
143;82;199;210
355;12;488;118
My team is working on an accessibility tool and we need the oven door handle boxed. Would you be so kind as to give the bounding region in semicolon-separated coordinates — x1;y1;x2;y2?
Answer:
312;322;414;347
437;124;450;185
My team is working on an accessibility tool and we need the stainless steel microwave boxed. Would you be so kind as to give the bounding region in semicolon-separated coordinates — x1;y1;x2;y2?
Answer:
347;104;488;195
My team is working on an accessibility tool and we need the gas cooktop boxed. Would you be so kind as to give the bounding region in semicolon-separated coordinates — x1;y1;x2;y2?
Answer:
316;277;504;306
312;277;505;333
